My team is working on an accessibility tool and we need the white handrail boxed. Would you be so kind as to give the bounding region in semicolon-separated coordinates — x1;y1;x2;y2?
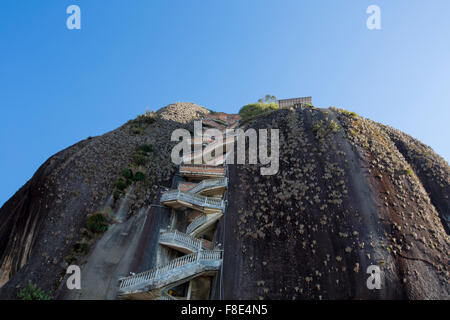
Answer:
202;119;226;130
186;214;207;234
182;136;236;163
161;189;225;210
179;165;226;177
188;178;227;194
159;230;206;252
119;250;223;290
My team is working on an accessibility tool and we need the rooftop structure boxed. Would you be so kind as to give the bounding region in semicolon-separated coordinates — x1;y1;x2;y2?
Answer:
277;96;312;109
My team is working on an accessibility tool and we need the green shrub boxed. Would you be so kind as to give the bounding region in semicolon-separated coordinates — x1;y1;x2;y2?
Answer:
257;94;277;103
129;111;158;129
312;120;340;138
65;254;76;265
86;213;109;233
18;284;52;300
138;111;158;124
121;169;134;180
130;127;143;135
133;171;146;182
342;109;359;118
137;144;154;154
113;189;122;201
239;102;279;122
132;153;148;166
114;178;128;191
329;120;340;132
73;242;90;255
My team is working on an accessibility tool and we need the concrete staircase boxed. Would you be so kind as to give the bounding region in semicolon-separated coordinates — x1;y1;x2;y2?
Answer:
118;114;239;300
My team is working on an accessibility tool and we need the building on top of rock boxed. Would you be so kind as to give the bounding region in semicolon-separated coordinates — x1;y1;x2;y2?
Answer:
277;96;312;109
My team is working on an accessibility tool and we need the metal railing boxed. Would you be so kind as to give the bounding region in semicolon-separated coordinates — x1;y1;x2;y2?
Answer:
179;164;226;177
182;136;237;163
159;230;208;252
119;250;223;290
156;293;185;300
202;119;226;130
160;189;225;210
188;178;227;194
186;214;207;235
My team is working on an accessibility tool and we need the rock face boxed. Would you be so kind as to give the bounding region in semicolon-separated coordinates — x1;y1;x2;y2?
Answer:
0;103;448;299
0;103;209;299
216;107;449;300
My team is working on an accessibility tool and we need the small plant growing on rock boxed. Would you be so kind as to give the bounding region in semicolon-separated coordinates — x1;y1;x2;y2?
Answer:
113;189;122;202
132;153;148;166
133;171;146;182
130;127;143;135
121;168;134;180
86;213;109;233
137;144;154;154
329;120;340;132
18;284;52;300
114;178;129;191
239;95;279;122
73;242;91;255
341;109;359;118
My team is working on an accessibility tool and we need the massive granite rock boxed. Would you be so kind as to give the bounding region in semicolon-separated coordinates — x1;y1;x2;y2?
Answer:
216;107;449;299
1;103;448;299
0;103;209;299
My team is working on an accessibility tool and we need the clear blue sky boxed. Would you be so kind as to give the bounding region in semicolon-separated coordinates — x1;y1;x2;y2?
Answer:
1;0;449;206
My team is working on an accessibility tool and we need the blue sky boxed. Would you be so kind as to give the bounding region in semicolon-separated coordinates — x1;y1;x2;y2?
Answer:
1;0;449;206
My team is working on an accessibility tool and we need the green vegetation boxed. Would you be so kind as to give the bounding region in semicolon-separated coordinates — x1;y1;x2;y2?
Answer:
113;189;122;202
114;177;129;191
129;110;159;135
65;254;76;265
73;242;90;255
341;109;359;118
257;94;277;103
86;213;109;233
65;240;91;265
18;284;52;300
132;143;154;166
312;119;340;139
239;94;279;122
132;153;148;166
133;171;146;181
137;144;154;154
113;142;154;201
121;168;134;180
329;120;340;132
131;127;144;135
